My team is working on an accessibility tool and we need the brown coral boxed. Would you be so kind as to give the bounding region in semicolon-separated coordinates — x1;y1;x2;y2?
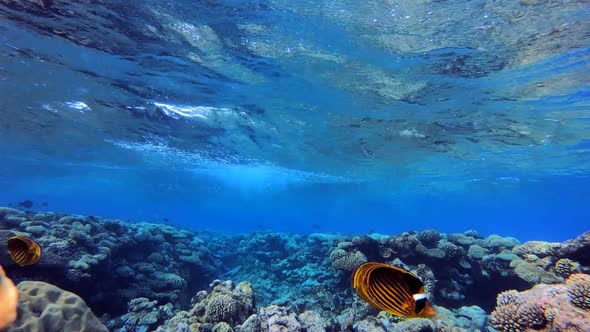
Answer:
491;303;525;332
491;290;547;331
518;303;546;329
492;281;590;332
566;273;590;310
496;290;523;307
554;258;579;279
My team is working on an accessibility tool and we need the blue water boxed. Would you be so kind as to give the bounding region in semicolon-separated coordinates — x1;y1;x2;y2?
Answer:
1;0;589;241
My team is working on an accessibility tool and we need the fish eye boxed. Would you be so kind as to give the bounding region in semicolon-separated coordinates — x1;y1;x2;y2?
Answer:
415;297;428;314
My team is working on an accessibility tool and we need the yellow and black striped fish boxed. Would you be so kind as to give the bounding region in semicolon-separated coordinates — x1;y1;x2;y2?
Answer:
7;236;42;266
352;262;436;318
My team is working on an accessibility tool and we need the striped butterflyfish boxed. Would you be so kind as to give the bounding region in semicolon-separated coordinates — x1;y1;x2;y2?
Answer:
6;236;42;266
352;262;436;318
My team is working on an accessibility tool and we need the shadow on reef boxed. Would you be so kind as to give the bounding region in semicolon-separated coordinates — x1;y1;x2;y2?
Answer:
1;206;589;331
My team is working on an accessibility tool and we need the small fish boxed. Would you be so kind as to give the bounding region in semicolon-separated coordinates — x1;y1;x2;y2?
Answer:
7;236;42;266
352;262;435;318
18;200;33;209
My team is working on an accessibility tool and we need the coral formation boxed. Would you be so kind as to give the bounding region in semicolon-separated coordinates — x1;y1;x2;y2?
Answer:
330;248;367;271
119;297;174;331
0;207;215;316
1;207;590;331
566;273;590;310
156;279;255;331
554;258;580;279
6;281;108;332
491;274;590;332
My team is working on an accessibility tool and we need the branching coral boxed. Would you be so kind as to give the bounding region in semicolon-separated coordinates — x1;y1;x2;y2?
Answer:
491;289;547;332
205;294;240;324
329;248;367;271
496;290;523;307
491;302;526;332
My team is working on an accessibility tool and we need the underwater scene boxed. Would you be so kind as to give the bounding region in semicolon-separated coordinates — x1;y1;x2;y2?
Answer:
1;0;589;331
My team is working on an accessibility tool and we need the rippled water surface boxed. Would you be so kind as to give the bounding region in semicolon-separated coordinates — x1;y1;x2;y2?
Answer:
1;0;589;240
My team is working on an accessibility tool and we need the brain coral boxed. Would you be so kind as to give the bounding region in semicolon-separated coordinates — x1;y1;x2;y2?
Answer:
6;281;108;332
566;273;590;310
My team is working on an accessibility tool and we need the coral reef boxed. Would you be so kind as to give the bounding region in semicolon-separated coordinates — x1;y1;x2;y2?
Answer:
0;207;216;316
491;273;590;332
1;207;589;331
6;281;108;332
566;273;590;310
155;279;255;331
0;265;18;329
118;297;174;331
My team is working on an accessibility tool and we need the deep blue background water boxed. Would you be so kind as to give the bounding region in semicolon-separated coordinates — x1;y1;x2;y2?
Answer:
1;0;589;241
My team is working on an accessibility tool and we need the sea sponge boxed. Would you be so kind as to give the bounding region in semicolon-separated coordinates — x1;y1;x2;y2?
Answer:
329;248;367;271
566;273;590;310
0;265;18;329
7;281;108;332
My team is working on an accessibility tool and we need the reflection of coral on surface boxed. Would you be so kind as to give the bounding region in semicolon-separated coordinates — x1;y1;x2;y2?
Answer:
491;273;590;332
0;265;18;329
6;281;108;332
